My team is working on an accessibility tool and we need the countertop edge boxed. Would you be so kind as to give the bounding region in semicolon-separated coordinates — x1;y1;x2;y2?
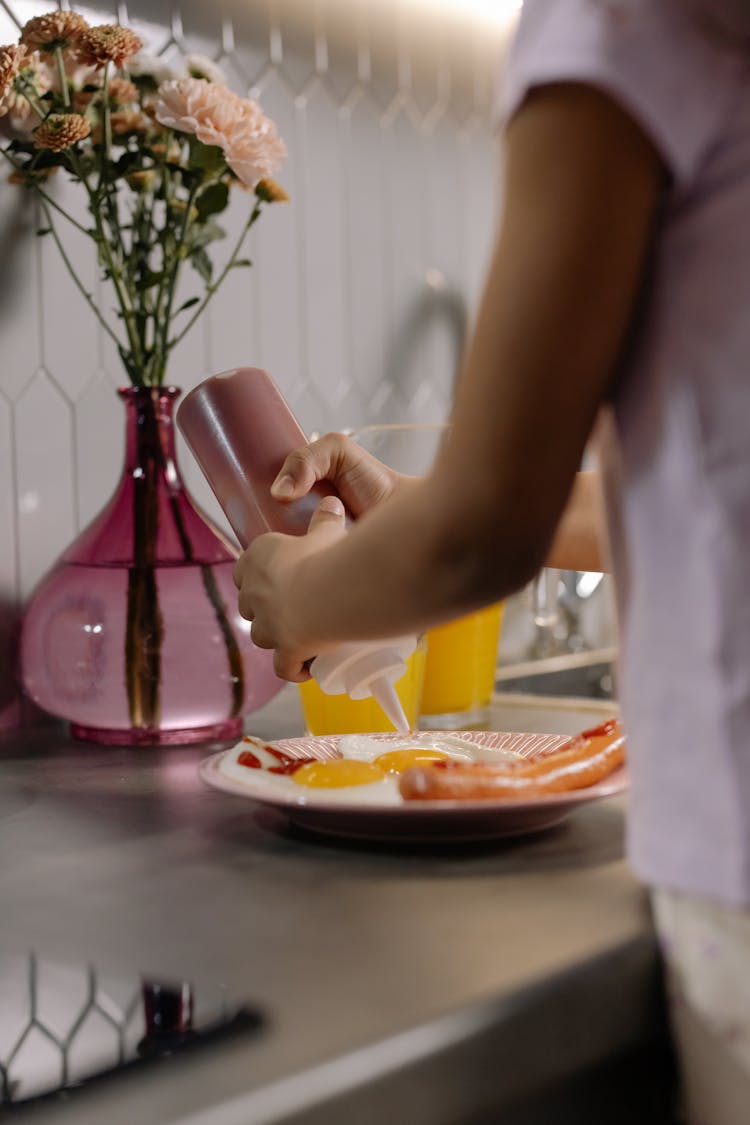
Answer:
164;932;665;1125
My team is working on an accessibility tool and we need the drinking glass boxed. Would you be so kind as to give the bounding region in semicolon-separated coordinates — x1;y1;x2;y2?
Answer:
348;424;504;730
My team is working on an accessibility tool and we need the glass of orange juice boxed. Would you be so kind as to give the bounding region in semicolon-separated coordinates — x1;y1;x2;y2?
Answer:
419;602;504;728
347;424;504;730
298;641;426;735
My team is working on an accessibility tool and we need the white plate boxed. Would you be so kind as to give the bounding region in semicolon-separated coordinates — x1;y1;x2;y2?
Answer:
199;729;628;843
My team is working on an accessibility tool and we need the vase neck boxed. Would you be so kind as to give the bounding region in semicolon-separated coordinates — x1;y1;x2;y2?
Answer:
60;385;236;568
119;385;181;475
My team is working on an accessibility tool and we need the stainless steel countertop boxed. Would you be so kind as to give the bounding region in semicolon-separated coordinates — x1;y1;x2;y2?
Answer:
0;689;661;1124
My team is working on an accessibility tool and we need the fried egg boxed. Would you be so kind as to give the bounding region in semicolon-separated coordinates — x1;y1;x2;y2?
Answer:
217;732;524;806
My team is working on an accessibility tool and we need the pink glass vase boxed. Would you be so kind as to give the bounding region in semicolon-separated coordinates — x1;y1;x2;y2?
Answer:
20;386;283;745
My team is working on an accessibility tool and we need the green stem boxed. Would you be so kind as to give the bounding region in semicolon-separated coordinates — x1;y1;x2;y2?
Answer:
54;46;70;108
38;198;125;352
128;190;153;370
57;118;145;376
156;180;197;378
169;200;262;349
125;394;163;728
149;143;179;381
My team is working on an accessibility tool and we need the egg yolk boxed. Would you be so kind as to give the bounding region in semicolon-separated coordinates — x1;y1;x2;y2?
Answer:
374;748;450;775
292;759;385;788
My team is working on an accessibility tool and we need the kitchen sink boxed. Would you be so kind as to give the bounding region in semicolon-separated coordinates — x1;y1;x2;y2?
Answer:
495;648;617;702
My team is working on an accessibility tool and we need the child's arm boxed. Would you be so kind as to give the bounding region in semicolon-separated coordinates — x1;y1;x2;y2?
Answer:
236;82;662;679
273;438;608;574
545;471;607;573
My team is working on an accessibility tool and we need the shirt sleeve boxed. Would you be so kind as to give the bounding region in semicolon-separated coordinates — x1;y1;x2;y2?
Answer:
500;0;742;187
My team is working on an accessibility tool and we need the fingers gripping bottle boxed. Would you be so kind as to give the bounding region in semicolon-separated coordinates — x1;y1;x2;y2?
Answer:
177;367;416;733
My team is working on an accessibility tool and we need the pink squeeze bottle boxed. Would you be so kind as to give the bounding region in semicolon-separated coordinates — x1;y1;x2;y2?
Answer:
177;367;414;733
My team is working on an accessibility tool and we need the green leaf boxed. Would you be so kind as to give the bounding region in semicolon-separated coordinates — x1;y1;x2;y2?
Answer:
196;181;229;222
114;150;142;178
190;245;213;283
231;258;253;268
187;220;226;251
8;139;35;156
187;137;226;176
135;268;166;292
175;296;201;314
36;228;52;236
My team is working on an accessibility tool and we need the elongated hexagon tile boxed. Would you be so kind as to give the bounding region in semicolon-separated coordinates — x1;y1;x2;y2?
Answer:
296;80;348;401
0;183;42;402
15;370;76;598
38;176;98;402
272;0;319;93
459;122;499;310
424;113;467;292
343;93;388;394
203;188;261;381
225;4;277;89
73;374;123;532
245;69;303;388
0;393;17;598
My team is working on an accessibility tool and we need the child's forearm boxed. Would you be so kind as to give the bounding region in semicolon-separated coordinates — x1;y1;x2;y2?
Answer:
545;471;608;572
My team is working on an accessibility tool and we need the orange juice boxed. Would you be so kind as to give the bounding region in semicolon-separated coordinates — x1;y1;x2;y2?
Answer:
298;643;426;735
420;603;504;727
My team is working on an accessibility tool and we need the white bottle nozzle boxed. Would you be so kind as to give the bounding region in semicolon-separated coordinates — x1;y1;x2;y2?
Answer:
369;674;410;734
310;637;416;733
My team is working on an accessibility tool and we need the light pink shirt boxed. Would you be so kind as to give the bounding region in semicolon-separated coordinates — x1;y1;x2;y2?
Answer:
503;0;750;905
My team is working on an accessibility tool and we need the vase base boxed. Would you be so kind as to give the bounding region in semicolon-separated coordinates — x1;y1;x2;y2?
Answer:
70;717;244;746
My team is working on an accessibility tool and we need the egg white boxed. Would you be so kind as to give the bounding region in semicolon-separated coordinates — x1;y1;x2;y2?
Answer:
217;732;524;807
218;744;400;805
337;732;520;764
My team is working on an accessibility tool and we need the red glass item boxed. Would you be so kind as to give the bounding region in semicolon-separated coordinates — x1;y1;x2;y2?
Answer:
20;386;282;744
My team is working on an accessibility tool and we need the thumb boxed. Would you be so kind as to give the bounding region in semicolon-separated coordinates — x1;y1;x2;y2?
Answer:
307;495;346;539
271;448;318;500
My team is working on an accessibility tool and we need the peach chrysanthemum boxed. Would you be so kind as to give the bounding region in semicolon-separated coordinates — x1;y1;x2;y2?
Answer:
107;76;138;105
0;44;30;103
110;108;148;134
0;49;50;133
154;78;286;188
34;112;91;151
76;26;143;69
21;12;89;53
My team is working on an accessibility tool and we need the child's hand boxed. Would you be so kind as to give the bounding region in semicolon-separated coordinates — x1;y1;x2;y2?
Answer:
270;432;406;519
233;495;347;681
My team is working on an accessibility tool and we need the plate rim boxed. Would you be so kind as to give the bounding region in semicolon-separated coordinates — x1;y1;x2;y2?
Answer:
199;729;628;818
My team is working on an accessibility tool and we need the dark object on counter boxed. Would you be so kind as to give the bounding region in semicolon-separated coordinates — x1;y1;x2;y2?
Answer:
138;980;195;1058
0;953;263;1111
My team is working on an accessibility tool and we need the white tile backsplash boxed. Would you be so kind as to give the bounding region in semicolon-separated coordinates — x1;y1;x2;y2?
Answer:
4;0;590;726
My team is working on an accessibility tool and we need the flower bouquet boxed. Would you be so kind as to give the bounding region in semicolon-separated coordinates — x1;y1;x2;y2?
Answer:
4;11;289;743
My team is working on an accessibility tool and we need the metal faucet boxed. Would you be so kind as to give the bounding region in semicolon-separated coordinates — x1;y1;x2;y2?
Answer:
529;568;605;657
